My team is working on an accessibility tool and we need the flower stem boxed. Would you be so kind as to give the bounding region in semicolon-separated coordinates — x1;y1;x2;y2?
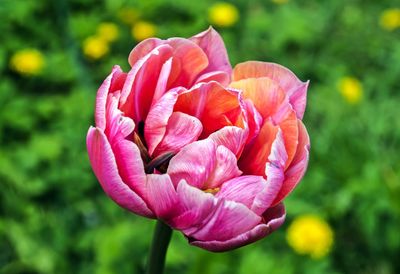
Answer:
146;220;173;274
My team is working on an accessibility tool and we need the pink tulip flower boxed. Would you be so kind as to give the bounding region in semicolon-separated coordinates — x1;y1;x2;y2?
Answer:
87;27;310;252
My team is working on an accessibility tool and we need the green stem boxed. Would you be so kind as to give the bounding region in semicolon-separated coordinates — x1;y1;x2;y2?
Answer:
146;220;173;274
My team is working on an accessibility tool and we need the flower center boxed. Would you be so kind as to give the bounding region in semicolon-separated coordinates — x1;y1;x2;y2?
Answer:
204;187;220;195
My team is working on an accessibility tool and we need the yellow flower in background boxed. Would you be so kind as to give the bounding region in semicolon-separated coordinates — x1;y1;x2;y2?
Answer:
379;8;400;31
132;21;157;41
208;2;239;27
83;36;109;60
287;215;333;259
338;76;363;104
10;49;44;76
271;0;289;4
118;7;140;25
97;22;119;42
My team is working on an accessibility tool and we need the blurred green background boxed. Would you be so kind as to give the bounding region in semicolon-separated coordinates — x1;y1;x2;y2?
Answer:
1;0;400;273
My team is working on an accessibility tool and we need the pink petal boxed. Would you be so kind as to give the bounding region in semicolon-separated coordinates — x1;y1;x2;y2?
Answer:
190;27;232;81
165;38;209;87
216;175;267;209
233;61;309;119
168;181;216;232
152;57;173;106
153;112;203;157
128;38;163;66
120;45;174;122
86;127;153;217
190;203;285;252
167;139;217;189
272;121;310;205
144;89;180;155
195;71;230;86
95;66;126;130
203;145;242;189
188;198;261;242
146;174;179;219
112;138;148;201
208;126;248;158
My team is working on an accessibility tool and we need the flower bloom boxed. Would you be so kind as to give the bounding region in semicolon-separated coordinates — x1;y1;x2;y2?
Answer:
379;8;400;31
97;22;120;42
286;215;333;258
208;2;239;27
87;28;310;251
132;21;157;41
83;36;109;60
338;76;363;104
10;49;45;75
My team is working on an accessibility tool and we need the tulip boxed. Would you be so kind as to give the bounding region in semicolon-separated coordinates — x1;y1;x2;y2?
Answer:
87;27;310;272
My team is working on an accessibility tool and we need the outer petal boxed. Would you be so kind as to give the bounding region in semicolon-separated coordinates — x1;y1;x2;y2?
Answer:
153;112;203;157
168;181;217;232
167;139;241;190
190;27;232;84
190;203;285;252
120;45;173;122
146;174;179;219
203;145;242;189
95;65;126;130
230;77;287;120
216;175;267;209
195;71;230;86
233;61;309;119
167;139;217;189
86;127;153;217
272;120;310;205
129;37;209;88
128;38;163;66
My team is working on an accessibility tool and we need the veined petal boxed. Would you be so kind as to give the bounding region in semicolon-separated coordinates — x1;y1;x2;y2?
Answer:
188;198;261;242
146;174;179;219
251;129;287;214
120;45;174;122
233;61;309;119
86;127;153;217
242;99;263;145
272;120;310;205
190;27;232;82
229;77;287;120
165;38;209;87
239;120;279;176
95;65;126;130
153;112;203;157
128;38;164;66
190;203;285;252
195;71;230;86
216;175;267;209
144;89;180;155
203;145;242;189
168;181;216;232
209;126;248;158
112;138;147;200
167;139;217;189
175;81;245;138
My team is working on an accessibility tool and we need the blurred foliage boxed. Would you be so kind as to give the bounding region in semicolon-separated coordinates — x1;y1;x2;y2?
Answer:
1;0;400;273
